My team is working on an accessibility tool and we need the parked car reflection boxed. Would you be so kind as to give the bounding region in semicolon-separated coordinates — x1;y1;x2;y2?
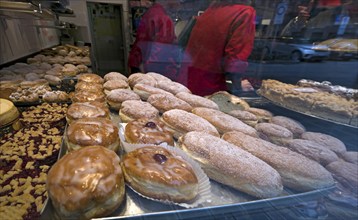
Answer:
251;37;330;62
315;38;358;60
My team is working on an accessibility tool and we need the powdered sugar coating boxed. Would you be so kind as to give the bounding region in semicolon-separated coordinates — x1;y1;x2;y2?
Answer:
148;93;192;113
176;92;219;110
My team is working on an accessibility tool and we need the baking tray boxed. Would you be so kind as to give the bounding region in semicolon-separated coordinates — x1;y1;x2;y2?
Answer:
40;120;336;220
256;90;357;129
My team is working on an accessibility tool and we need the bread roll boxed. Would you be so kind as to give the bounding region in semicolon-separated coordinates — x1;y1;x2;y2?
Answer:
175;92;219;110
106;89;140;110
192;107;258;137
286;139;339;166
227;110;258;127
271;116;306;138
121;146;198;202
178;131;283;198
255;123;293;145
119;100;159;123
326;161;358;194
222;131;335;191
133;83;173;101
47;146;125;219
301;132;347;155
147;93;193;113
161;109;219;139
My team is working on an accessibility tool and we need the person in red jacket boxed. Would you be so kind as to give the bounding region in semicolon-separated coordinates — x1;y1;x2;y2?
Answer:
176;0;256;96
128;0;179;77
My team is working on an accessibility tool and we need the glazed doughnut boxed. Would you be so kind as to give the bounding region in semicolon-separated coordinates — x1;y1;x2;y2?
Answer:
72;90;106;103
119;100;159;123
106;89;140;111
77;73;104;84
147;93;193;113
47;146;125;219
66;118;120;152
156;80;191;95
125;117;174;145
66;101;110;124
121;146;199;202
175;92;219;110
104;72;128;82
103;79;129;94
75;81;103;92
133;83;173;101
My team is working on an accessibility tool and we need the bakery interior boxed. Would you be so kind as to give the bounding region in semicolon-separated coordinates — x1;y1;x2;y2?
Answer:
0;0;357;219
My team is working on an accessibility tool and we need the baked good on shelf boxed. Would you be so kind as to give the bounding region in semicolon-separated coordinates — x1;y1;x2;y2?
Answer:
128;73;157;88
119;100;159;123
124;117;174;145
175;92;219;110
206;91;250;113
77;73;104;84
104;72;128;82
271;116;306;138
192;107;258;137
47;146;125;219
103;79;129;94
66;118;120;152
75;81;103;92
255;123;293;145
106;89;140;111
222;131;335;191
133;83;173;101
300;132;347;155
227;110;258;127
156;80;191;95
0;80;19;99
0;99;19;127
44;75;62;86
161;109;219;139
147;93;193;113
246;107;273;122
178;131;283;198
66;102;110;124
146;72;172;82
285;139;339;166
72;90;106;103
121;146;198;202
340;151;358;164
42;91;69;103
61;64;78;76
326;160;358;194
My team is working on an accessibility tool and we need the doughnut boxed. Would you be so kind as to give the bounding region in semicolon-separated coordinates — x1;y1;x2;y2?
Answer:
72;90;106;103
128;73;157;88
121;146;198;202
147;93;193;113
77;73;104;84
66;101;110;124
146;72;172;82
133;83;173;101
175;92;219;110
300;132;347;155
227;110;258;127
104;72;128;82
255;123;293;145
125;117;174;145
75;81;103;92
119;100;159;123
340;151;358;164
47;146;125;219
246;107;273;122
271;116;306;138
103;79;129;94
156;80;191;95
106;89;140;111
66;118;120;152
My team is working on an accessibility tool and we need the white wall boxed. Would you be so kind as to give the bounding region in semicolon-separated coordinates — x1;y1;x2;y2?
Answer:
0;13;60;65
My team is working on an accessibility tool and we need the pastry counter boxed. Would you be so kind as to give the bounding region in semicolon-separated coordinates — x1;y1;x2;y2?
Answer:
0;72;357;220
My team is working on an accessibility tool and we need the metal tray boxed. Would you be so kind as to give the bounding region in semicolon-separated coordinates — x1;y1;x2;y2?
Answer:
40;121;335;220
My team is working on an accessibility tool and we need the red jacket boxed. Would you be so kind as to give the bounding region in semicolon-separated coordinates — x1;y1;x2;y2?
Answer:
177;5;256;96
128;4;177;76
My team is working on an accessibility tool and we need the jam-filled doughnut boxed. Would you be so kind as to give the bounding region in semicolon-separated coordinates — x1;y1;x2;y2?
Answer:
121;146;199;203
47;146;125;219
124;117;174;145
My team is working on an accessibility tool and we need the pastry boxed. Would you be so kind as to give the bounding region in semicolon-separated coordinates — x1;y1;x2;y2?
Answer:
227;110;258;127
47;146;125;219
340;151;358;164
285;139;339;166
206;91;250;114
121;146;199;202
192;107;258;137
300;132;346;155
42;91;69;103
75;81;103;92
222;131;335;191
133;83;173;101
0;99;19;127
255;123;293;145
66;102;110;124
103;79;129;94
119;100;159;123
271;116;306;138
104;72;128;82
106;89;140;111
175;92;219;110
178;131;283;198
128;73;157;88
246;107;273;122
77;73;104;84
124;117;174;145
146;72;172;82
72;90;106;103
160;109;219;139
147;93;193;113
326;160;358;194
66;118;120;152
156;80;191;95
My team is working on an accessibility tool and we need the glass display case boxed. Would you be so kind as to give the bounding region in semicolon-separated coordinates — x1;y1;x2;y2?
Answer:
0;0;357;219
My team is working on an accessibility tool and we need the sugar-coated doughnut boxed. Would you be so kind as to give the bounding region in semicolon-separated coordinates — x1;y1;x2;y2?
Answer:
147;93;192;113
106;89;140;110
119;100;159;123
